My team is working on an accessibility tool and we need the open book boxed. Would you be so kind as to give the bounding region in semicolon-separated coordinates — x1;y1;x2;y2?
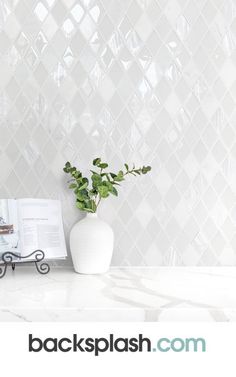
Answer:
0;199;67;261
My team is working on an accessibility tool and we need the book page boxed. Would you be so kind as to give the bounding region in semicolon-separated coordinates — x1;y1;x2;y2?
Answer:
0;199;20;259
17;199;67;260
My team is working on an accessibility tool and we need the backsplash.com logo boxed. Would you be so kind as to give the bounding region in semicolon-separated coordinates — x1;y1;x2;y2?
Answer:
29;334;206;356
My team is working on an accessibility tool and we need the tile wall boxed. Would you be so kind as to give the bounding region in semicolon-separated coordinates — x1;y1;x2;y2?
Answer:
0;0;236;265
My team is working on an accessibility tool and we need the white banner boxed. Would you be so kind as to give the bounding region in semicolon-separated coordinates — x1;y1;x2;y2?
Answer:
0;322;234;376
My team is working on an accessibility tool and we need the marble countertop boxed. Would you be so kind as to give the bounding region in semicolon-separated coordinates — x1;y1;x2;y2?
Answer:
0;267;235;322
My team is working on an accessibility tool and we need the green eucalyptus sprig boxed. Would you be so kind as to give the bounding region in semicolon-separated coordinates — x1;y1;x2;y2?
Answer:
63;158;151;213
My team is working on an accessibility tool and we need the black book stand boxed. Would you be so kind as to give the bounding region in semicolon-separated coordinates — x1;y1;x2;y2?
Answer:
0;250;50;278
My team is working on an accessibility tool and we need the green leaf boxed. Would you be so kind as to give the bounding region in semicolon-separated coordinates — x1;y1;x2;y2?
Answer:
108;182;114;190
103;181;113;192
63;161;72;173
110;186;118;196
124;163;129;171
70;167;77;176
76;201;85;210
78;182;88;191
74;171;82;179
91;174;102;189
110;173;116;179
142;166;152;174
63;162;71;172
75;176;83;184
99;163;108;169
76;190;88;202
114;175;124;182
93;158;101;166
98;185;109;198
86;200;97;213
113;171;124;181
69;183;77;189
89;189;97;195
91;173;101;181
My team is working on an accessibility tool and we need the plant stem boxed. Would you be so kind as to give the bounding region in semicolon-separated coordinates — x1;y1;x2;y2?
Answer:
96;195;101;208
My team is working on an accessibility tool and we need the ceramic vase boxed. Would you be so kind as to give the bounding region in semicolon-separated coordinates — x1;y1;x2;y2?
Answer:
70;213;114;274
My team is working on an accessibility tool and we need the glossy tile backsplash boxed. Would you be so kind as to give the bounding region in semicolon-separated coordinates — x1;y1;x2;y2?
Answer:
0;0;236;266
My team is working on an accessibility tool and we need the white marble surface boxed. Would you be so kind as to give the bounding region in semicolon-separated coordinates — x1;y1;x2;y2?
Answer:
0;267;235;322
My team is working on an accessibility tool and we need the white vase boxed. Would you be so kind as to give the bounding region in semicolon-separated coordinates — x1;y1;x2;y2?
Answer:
70;213;114;274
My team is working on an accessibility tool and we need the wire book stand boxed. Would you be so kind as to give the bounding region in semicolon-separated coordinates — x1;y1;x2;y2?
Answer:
0;250;50;278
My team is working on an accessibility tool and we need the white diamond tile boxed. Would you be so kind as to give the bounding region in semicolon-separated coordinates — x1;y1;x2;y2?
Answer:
80;14;96;40
15;32;29;55
4;14;21;41
42;14;58;39
62;18;76;37
71;3;85;23
34;2;49;22
52;0;67;25
135;13;153;41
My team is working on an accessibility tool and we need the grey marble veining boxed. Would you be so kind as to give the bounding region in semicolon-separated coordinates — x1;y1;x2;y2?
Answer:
0;267;235;322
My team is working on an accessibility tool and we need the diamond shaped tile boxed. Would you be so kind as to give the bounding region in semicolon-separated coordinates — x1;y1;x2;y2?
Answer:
34;2;48;22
